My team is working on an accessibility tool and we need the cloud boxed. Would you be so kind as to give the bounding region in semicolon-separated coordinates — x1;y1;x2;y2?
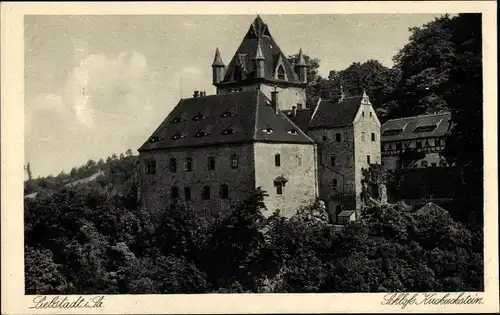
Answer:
25;51;161;176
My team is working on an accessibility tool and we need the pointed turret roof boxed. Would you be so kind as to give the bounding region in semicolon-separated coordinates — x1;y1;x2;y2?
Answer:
212;48;225;67
296;48;307;67
253;39;265;60
219;15;302;86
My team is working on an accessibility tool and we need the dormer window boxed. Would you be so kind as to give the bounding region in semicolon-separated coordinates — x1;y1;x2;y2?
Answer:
221;111;235;118
222;128;236;135
195;131;209;137
172;117;185;123
172;133;185;140
192;114;207;121
287;129;298;135
263;128;273;135
150;136;161;143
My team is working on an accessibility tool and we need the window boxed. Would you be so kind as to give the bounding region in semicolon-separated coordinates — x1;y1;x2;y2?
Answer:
222;128;236;135
333;179;338;188
172;117;185;123
362;111;365;117
220;184;229;199
370;112;372;117
207;156;215;170
335;133;342;142
435;138;441;146
361;132;366;141
330;155;336;167
263;127;273;135
277;65;285;80
275;154;281;167
440;160;448;167
421;161;429;168
145;160;156;174
396;142;402;150
297;103;303;110
431;163;437;167
276;182;284;195
184;187;191;201
342;132;348;141
172;133;184;140
171;186;179;200
195;131;209;137
416;140;422;149
323;135;327;141
192;114;206;121
185;157;193;172
287;129;298;135
367;155;371;164
202;186;211;200
169;158;177;172
371;133;376;142
231;154;239;168
383;128;403;136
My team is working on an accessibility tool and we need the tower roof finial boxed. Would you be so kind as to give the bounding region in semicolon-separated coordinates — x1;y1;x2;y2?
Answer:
212;47;224;67
296;48;307;66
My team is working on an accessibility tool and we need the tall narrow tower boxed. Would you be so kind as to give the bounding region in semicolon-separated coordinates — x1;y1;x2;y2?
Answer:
212;48;225;86
253;40;266;79
294;48;308;84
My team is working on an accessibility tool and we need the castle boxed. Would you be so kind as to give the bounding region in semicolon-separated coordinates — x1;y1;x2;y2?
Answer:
138;16;381;222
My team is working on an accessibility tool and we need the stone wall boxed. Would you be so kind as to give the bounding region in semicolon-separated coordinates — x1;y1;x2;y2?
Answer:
139;143;256;219
253;142;318;217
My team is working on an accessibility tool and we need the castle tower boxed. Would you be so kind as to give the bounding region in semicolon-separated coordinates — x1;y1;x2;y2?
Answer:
253;40;265;79
212;15;307;110
294;48;308;84
212;48;225;85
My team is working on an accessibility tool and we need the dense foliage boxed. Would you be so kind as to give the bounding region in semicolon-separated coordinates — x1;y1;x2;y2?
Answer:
25;159;483;293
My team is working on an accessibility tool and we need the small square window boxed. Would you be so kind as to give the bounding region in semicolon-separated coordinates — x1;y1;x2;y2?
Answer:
207;156;215;170
330;156;336;167
335;133;342;142
202;186;211;200
184;187;191;201
231;154;239;169
185;157;193;172
169;158;177;172
276;182;283;195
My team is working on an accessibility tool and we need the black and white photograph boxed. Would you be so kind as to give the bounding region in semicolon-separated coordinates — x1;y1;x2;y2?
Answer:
1;1;498;314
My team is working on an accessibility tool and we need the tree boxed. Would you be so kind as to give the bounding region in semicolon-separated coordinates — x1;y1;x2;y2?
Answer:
25;162;33;180
125;149;133;157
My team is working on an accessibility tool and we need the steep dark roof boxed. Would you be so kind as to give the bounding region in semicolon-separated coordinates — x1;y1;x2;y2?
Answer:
138;90;314;152
219;16;302;86
282;108;314;131
308;96;362;129
381;112;452;142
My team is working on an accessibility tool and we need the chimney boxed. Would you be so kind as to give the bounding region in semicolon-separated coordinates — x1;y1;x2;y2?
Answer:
271;89;279;114
193;90;200;98
292;105;297;117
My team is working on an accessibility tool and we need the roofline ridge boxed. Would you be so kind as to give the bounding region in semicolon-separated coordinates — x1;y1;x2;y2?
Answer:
384;111;452;122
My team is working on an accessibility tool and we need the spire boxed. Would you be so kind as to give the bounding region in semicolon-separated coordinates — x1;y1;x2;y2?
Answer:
212;48;224;67
296;48;307;66
361;90;370;104
253;40;265;60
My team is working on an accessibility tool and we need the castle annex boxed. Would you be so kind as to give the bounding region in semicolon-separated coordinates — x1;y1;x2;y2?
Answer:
138;16;381;222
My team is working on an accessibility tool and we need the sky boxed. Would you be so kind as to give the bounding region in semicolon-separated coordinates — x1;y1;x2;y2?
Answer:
25;14;441;177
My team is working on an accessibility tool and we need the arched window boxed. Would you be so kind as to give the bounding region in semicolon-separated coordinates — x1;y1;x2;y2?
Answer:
277;65;285;80
440;160;448;167
421;160;429;168
220;184;229;199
